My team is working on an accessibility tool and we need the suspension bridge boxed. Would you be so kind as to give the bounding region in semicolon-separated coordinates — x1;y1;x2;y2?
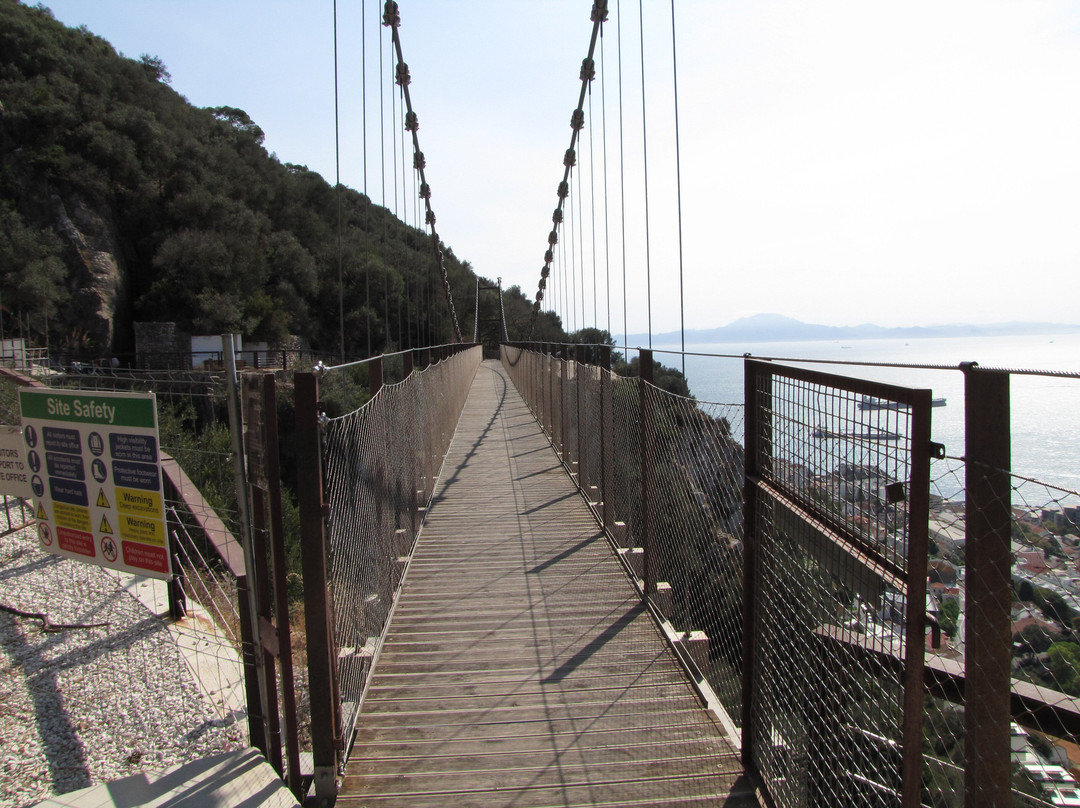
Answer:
210;3;1077;807
8;2;1079;807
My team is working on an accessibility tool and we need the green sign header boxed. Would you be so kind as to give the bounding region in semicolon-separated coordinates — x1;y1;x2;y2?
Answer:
19;390;156;429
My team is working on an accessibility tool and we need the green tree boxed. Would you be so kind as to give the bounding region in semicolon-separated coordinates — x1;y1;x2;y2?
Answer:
1048;642;1080;696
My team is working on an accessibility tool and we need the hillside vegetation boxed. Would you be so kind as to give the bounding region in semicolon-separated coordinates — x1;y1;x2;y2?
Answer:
0;1;562;360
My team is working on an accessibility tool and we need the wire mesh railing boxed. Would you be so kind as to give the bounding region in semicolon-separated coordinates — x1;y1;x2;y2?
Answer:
503;343;747;724
502;341;1080;808
313;344;481;758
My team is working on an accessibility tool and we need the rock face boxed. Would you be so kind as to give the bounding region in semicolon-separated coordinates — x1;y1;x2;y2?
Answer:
51;194;125;355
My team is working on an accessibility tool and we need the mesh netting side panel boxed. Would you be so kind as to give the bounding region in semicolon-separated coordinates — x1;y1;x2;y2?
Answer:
648;386;746;719
610;374;642;550
322;346;481;721
748;367;921;807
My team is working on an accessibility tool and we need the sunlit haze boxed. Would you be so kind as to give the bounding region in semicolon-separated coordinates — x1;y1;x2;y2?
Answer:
39;0;1080;336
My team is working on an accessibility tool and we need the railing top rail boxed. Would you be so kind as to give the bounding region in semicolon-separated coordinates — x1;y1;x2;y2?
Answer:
318;341;477;373
505;341;1080;379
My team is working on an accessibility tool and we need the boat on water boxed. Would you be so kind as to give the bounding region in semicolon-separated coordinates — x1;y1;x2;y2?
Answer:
858;395;946;411
812;425;902;441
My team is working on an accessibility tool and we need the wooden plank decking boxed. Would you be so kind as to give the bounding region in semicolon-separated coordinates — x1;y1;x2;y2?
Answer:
338;360;756;807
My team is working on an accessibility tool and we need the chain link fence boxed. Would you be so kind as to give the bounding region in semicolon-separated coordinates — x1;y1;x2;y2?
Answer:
0;365;255;804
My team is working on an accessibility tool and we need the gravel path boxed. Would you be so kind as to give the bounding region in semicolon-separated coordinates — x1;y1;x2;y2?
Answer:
0;524;245;808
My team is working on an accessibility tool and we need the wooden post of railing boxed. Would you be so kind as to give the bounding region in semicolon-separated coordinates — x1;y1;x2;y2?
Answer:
296;372;339;803
403;350;414;379
963;364;1011;808
575;344;587;491
600;346;614;531
640;349;656;597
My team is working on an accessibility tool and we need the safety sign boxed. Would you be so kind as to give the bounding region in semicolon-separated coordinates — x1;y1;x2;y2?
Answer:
19;389;172;580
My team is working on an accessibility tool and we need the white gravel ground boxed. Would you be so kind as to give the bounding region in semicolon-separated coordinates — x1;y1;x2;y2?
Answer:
0;525;245;808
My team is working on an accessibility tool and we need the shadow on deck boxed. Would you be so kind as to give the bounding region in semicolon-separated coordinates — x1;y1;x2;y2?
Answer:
338;361;757;807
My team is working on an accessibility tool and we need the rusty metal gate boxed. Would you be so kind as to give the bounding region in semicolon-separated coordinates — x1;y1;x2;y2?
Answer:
742;359;936;808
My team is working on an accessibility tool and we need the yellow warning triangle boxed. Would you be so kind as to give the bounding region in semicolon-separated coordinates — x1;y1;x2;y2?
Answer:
36;503;47;521
99;514;113;534
96;489;111;508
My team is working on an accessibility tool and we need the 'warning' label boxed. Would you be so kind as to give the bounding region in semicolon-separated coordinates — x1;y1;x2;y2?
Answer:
118;514;165;546
115;487;162;517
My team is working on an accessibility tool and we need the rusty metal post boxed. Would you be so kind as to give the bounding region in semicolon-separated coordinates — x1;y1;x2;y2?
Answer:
740;359;771;771
250;487;283;774
964;365;1011;808
600;346;614;531
559;346;569;463
640;349;656;597
296;372;340;802
575;344;587;491
901;389;933;808
261;374;302;795
544;345;552;439
369;356;384;397
236;575;266;755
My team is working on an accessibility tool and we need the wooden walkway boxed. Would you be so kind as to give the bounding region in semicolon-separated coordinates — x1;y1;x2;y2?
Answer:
338;360;755;807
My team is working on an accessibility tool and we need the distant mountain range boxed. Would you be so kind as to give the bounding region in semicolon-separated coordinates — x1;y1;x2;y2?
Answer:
626;314;1080;346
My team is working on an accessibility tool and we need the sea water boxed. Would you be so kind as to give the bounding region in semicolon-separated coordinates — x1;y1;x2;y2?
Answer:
642;332;1080;504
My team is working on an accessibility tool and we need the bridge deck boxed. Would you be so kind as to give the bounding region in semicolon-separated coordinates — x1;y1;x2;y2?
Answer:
339;360;755;807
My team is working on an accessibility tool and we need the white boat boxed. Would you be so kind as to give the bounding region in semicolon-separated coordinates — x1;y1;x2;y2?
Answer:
858;395;946;411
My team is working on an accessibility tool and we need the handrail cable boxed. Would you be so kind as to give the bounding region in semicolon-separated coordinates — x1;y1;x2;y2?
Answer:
383;1;464;342
528;1;609;338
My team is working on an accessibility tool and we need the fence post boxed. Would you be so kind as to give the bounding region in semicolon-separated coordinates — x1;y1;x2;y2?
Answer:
963;365;1011;808
640;349;656;597
740;358;770;771
223;334;271;757
261;374;302;795
575;344;587;492
296;371;340;802
370;356;384;396
403;350;414;379
560;346;569;464
600;346;614;531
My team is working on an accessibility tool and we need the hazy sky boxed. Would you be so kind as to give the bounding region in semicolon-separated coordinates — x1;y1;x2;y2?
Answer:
38;1;1080;337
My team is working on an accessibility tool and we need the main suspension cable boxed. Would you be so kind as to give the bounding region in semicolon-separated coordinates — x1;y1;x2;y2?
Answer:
528;1;609;339
383;1;463;343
